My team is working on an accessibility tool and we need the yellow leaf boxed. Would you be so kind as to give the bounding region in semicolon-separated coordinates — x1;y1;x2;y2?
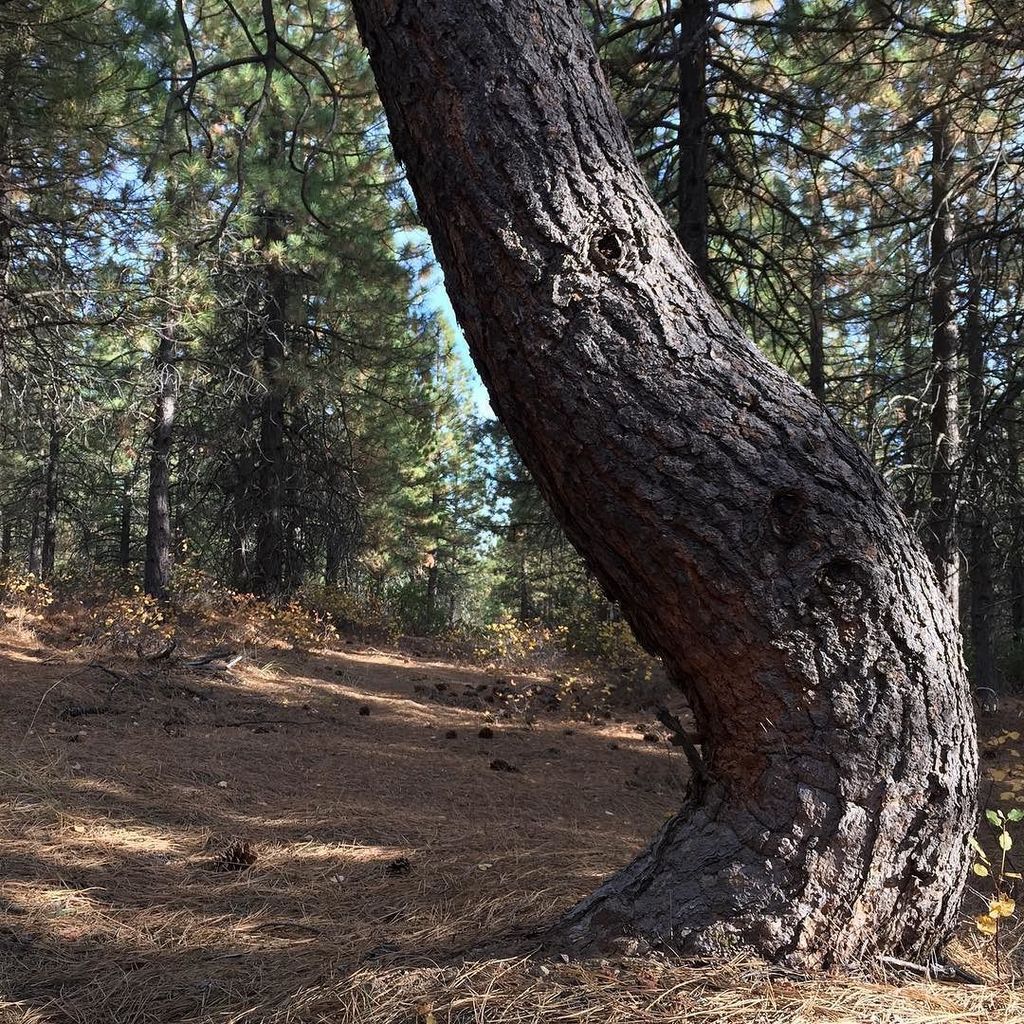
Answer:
972;863;990;877
975;914;998;935
990;897;1016;919
991;769;1008;782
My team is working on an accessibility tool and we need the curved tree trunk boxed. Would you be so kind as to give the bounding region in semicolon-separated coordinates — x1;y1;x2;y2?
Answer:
351;0;977;966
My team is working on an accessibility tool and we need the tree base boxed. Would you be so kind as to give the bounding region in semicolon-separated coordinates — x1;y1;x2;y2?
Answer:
555;777;967;969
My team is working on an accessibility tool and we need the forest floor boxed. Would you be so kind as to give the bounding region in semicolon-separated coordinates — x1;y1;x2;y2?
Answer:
1;616;1023;1023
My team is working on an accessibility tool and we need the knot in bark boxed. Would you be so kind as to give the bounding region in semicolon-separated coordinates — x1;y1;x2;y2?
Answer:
589;226;635;273
769;486;809;545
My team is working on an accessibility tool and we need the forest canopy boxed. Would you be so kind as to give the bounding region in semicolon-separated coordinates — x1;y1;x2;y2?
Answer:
0;0;1021;697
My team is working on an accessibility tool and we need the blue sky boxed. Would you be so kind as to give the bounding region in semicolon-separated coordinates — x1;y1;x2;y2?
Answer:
411;230;495;419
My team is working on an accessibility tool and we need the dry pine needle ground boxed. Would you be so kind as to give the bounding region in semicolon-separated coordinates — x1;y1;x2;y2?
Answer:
0;622;1022;1023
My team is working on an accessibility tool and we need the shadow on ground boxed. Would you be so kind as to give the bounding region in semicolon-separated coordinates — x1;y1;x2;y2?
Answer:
0;634;687;1023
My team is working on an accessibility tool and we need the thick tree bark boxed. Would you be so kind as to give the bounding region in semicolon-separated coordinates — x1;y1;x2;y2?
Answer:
924;111;961;616
351;0;977;966
40;423;59;577
144;307;177;600
675;0;708;281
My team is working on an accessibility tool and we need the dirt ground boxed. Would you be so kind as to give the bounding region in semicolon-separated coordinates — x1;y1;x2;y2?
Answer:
1;625;1023;1023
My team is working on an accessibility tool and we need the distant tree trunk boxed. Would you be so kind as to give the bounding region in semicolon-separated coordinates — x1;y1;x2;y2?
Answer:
251;142;290;595
676;0;708;281
27;500;41;576
251;263;288;594
144;286;178;600
40;424;59;577
230;463;252;587
1008;416;1024;650
325;531;341;587
79;521;94;562
425;559;439;627
119;476;132;571
1011;532;1024;650
807;183;827;403
864;317;878;458
424;485;442;628
808;268;826;403
1;516;12;564
964;267;995;692
0;62;13;363
898;311;925;522
518;550;530;622
353;0;977;967
924;110;961;615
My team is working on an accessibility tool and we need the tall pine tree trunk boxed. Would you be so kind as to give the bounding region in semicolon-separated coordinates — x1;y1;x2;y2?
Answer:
231;465;252;588
251;136;290;595
40;423;59;577
27;499;41;576
1008;415;1024;651
144;287;177;600
924;110;961;616
325;531;341;587
119;476;132;571
964;266;995;693
0;57;13;364
352;0;977;966
806;175;827;403
676;0;708;280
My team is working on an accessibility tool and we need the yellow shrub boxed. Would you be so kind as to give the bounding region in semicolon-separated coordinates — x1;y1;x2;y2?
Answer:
88;587;174;651
0;567;54;614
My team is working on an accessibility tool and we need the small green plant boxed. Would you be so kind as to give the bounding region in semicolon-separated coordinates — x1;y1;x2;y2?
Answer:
970;807;1021;960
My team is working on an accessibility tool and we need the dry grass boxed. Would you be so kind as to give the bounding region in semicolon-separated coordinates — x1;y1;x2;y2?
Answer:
0;621;1022;1023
